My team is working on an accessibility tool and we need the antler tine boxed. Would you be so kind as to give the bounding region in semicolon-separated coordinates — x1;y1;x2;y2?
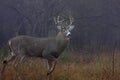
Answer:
69;15;74;26
54;17;57;24
53;16;62;25
56;16;65;24
57;16;60;23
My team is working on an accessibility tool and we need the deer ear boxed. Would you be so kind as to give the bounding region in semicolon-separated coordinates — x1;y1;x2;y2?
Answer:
57;26;61;30
69;25;75;31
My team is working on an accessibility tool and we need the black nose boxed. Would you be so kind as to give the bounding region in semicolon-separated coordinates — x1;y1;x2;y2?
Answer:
68;33;71;36
67;33;71;37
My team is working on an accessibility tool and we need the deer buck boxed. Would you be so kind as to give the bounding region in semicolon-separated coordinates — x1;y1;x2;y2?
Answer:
0;16;75;80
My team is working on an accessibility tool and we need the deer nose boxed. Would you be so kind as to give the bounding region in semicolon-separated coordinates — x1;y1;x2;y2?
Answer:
66;31;71;37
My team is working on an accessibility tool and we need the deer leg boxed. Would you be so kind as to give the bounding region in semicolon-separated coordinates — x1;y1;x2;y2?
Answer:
46;59;57;80
0;55;16;78
47;59;57;76
42;51;58;80
14;56;24;80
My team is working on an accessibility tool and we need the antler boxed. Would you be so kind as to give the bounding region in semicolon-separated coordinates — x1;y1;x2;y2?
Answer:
54;15;74;29
65;15;74;26
54;16;65;25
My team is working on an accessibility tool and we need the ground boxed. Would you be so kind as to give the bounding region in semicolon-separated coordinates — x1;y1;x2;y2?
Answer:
0;51;120;80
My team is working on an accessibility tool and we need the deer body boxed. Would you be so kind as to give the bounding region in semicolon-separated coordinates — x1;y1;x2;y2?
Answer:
0;16;74;80
9;32;68;59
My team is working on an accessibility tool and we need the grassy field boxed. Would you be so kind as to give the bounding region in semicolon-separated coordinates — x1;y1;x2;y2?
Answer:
0;51;120;80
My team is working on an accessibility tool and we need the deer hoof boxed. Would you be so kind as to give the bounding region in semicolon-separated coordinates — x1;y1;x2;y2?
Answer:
47;72;50;76
3;60;7;64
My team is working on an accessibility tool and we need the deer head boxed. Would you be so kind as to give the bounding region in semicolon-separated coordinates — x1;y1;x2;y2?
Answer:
54;16;75;38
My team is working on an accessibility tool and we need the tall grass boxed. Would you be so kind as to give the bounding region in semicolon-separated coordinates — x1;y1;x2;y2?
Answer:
0;51;120;80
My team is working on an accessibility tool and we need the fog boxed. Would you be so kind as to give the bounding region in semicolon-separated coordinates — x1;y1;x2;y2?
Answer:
0;0;120;52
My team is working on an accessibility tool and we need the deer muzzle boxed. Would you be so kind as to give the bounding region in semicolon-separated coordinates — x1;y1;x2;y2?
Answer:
66;31;71;37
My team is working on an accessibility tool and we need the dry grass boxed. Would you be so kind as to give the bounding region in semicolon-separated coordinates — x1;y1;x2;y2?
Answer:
0;51;120;80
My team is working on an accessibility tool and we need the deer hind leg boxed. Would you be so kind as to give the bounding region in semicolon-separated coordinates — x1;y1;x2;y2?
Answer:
0;40;16;78
13;56;25;80
0;54;16;78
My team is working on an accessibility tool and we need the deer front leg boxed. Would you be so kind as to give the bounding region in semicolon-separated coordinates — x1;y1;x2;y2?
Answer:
42;51;58;79
47;59;57;76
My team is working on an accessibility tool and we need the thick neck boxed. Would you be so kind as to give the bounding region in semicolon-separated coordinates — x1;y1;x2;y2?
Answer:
56;32;70;40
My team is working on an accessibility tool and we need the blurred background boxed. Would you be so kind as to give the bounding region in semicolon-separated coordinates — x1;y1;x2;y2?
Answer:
0;0;120;80
0;0;120;52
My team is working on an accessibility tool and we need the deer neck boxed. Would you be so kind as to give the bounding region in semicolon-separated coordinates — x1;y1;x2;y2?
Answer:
56;32;70;41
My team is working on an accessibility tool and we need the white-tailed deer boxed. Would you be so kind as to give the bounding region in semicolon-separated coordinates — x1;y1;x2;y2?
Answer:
0;16;74;80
